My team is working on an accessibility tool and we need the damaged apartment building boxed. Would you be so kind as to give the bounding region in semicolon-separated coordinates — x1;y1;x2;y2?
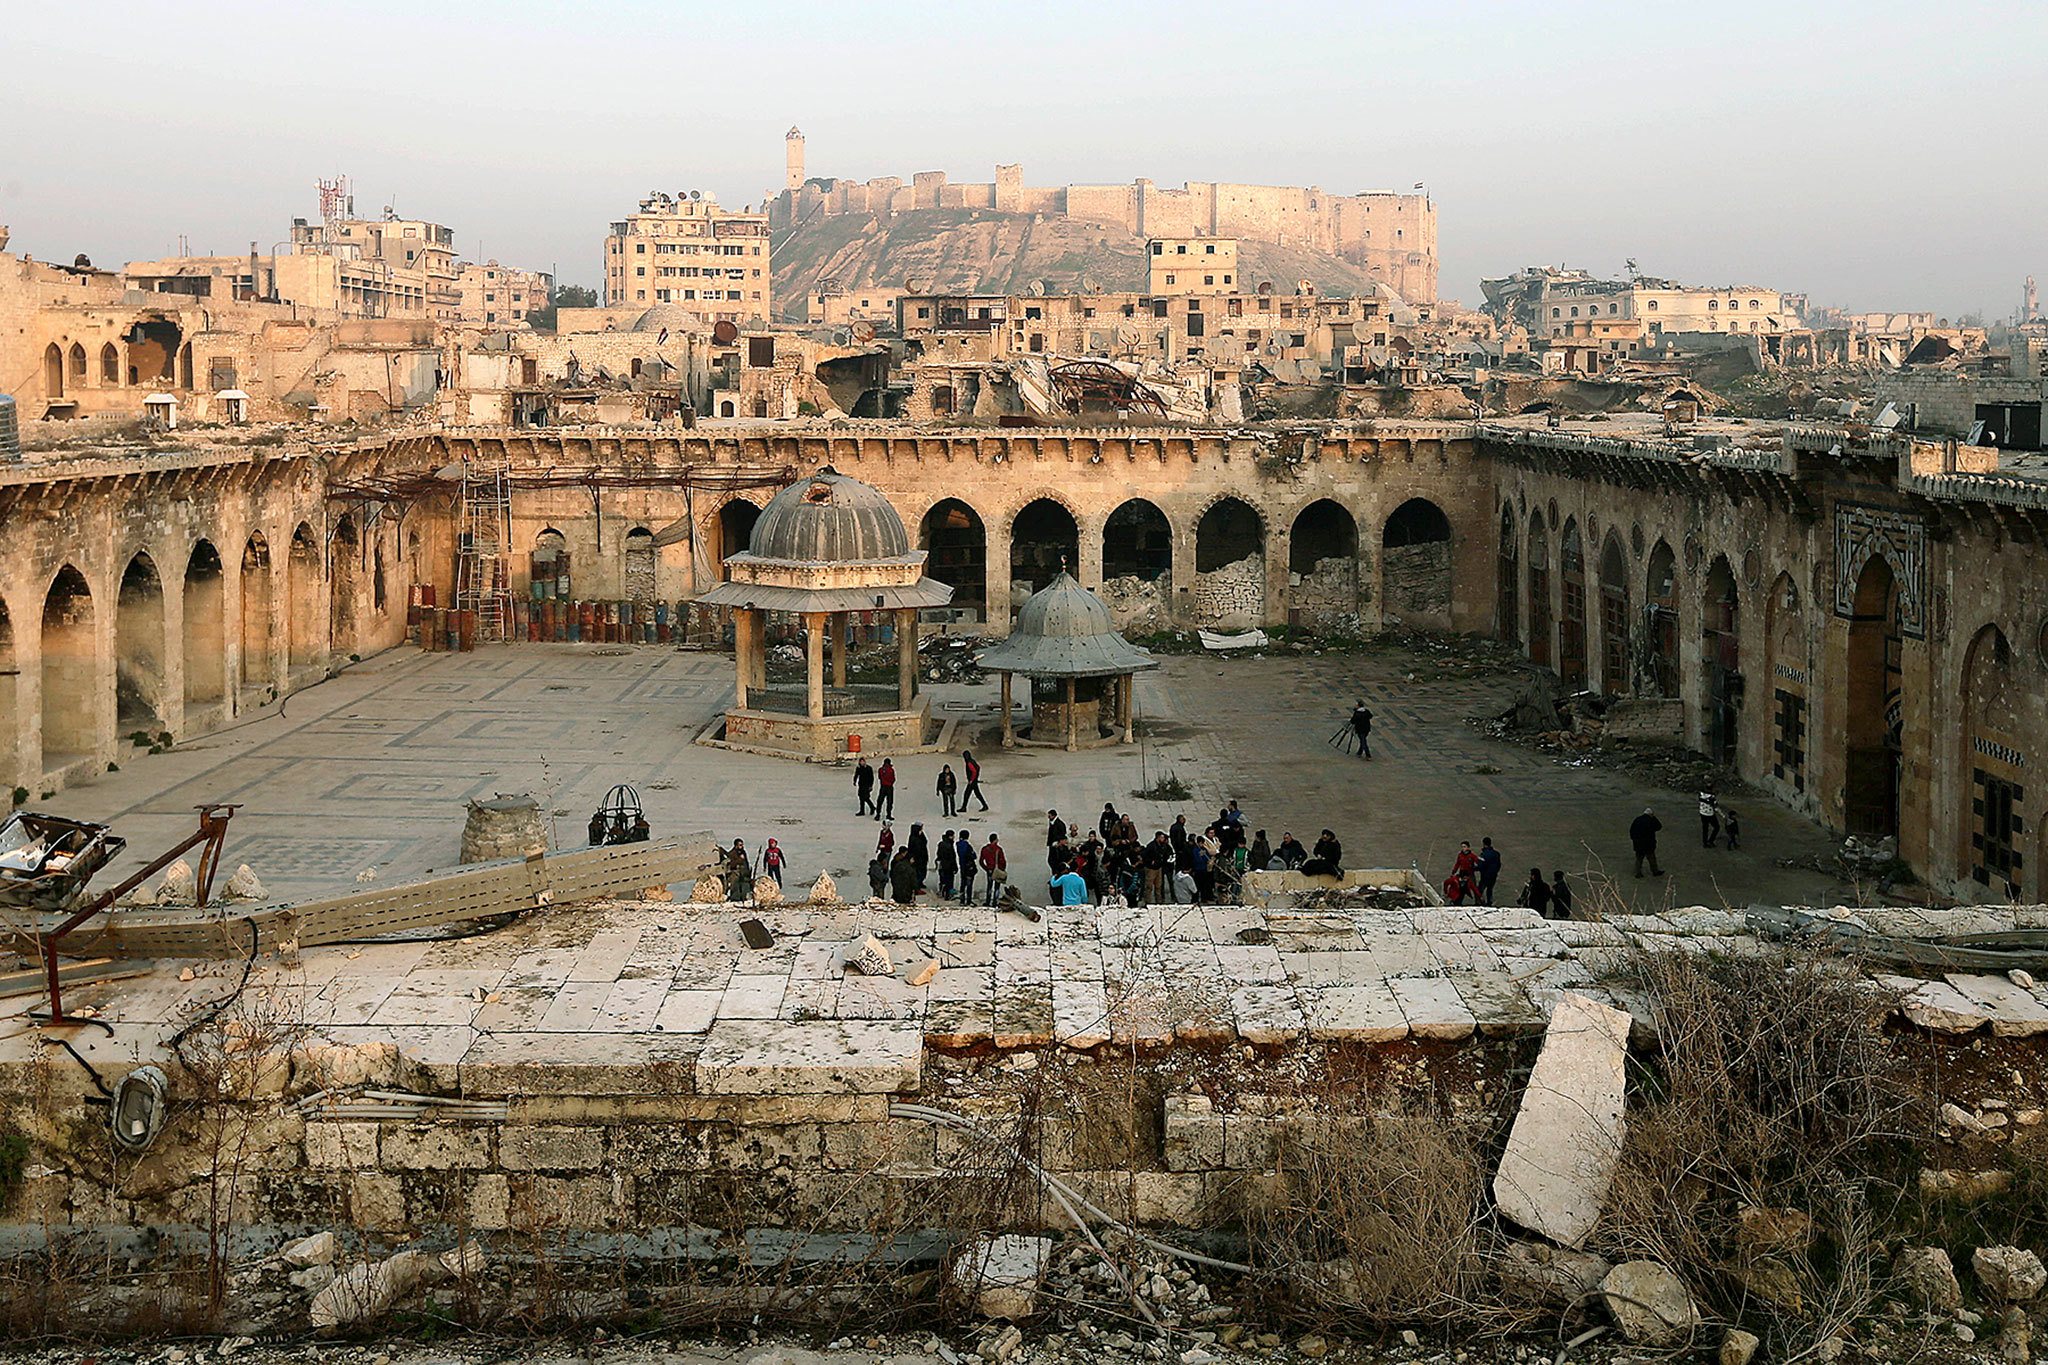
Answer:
885;238;1443;424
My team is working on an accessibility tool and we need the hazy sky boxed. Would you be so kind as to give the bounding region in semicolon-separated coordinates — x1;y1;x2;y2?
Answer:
4;0;2041;317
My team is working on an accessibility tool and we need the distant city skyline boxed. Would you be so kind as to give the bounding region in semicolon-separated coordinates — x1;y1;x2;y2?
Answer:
3;0;2041;319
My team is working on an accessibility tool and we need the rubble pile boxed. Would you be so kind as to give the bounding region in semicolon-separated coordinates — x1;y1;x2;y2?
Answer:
923;633;986;684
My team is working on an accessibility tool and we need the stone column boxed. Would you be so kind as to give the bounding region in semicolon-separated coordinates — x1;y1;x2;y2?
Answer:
1264;528;1291;630
1077;522;1105;592
1118;672;1134;742
1001;672;1015;748
805;611;826;719
897;607;918;711
832;613;847;688
984;524;1013;637
1064;676;1077;751
732;609;753;710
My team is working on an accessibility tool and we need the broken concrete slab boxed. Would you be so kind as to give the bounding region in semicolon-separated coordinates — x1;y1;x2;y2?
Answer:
1492;990;1632;1250
1944;973;2048;1037
1599;1260;1700;1345
1878;974;1991;1033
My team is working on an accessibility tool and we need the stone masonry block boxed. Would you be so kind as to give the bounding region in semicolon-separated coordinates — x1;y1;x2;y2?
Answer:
1163;1097;1226;1172
377;1124;492;1171
349;1173;408;1232
499;1124;605;1172
467;1173;511;1231
305;1121;381;1169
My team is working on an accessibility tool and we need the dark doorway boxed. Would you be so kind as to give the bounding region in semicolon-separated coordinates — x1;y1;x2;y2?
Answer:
1104;499;1172;581
1701;556;1741;766
1645;541;1680;697
1011;499;1079;599
1526;522;1551;668
1495;508;1518;645
920;499;987;614
1597;533;1630;695
1843;556;1903;837
1558;519;1587;689
1196;498;1263;572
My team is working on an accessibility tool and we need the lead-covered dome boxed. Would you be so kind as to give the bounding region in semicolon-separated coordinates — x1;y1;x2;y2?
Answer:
977;572;1158;678
747;467;911;563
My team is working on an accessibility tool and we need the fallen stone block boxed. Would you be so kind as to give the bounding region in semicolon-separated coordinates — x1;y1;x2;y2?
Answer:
690;874;727;904
1599;1260;1700;1345
281;1231;336;1267
950;1233;1052;1320
1495;1241;1611;1306
1894;1245;1962;1310
1974;1245;2048;1301
847;934;893;977
1721;1328;1761;1365
224;863;267;900
1493;991;1631;1249
808;871;841;904
158;859;197;905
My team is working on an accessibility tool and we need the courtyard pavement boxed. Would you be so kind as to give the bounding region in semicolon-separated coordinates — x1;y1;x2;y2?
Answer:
37;639;1848;913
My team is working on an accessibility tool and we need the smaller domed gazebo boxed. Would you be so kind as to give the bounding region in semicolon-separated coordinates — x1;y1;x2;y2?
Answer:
976;571;1157;750
693;467;952;758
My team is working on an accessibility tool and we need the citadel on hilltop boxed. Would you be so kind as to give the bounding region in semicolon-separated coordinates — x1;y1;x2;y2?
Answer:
767;127;1439;305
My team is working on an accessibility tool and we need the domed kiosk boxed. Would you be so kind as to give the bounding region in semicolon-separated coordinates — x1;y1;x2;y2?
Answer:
692;468;952;758
975;571;1157;749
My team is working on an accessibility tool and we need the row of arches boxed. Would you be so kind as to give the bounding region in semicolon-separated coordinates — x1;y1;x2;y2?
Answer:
40;321;189;399
1495;499;2044;897
1;519;367;785
532;491;1455;632
908;493;1449;625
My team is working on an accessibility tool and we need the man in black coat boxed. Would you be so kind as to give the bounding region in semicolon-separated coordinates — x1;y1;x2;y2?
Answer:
854;758;876;816
1629;807;1664;878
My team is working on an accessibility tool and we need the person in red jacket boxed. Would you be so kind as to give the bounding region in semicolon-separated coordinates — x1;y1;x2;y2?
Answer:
979;832;1007;907
874;758;896;821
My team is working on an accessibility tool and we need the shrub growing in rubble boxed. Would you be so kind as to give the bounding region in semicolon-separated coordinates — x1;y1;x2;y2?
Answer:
1603;946;1912;1353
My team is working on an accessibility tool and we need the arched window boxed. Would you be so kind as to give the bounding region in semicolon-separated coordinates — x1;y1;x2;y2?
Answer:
1708;298;1719;310
100;343;121;385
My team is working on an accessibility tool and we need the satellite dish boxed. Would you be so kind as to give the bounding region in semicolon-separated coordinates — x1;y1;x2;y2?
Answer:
905;277;929;294
1027;280;1046;297
712;319;739;344
1257;281;1275;296
851;321;876;343
690;189;703;200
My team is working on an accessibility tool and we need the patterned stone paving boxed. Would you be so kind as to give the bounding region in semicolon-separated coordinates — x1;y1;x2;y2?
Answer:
38;638;1847;913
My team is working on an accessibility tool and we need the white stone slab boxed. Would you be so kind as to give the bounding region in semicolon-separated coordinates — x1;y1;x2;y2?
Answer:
1229;985;1306;1044
719;973;788;1020
695;1019;922;1095
1215;943;1286;984
1052;978;1111;1048
1493;991;1633;1249
652;988;722;1034
1303;984;1409;1042
1388;975;1476;1040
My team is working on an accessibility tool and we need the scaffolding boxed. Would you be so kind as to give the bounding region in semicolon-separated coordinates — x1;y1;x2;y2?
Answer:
455;461;512;641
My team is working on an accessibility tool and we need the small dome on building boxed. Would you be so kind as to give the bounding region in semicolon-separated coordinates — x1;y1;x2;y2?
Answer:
747;467;911;563
632;304;699;334
977;572;1157;678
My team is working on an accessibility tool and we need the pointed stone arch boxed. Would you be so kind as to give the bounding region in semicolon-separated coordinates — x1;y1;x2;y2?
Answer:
1597;530;1630;695
1526;517;1552;668
918;497;987;616
185;540;227;714
287;522;322;671
41;565;99;767
330;515;361;657
1959;623;2026;898
1495;504;1519;645
1381;497;1452;631
1557;517;1587;688
241;533;275;693
1644;540;1680;698
116;552;168;734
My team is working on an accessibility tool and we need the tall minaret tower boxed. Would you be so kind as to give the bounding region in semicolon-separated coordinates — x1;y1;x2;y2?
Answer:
785;127;806;193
